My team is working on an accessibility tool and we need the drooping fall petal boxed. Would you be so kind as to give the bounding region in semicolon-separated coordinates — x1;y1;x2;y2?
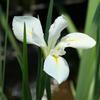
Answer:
44;55;69;84
54;32;96;56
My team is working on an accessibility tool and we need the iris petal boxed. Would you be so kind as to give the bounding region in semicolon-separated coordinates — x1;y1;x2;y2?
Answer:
54;32;96;56
12;16;46;47
44;55;69;84
48;15;67;48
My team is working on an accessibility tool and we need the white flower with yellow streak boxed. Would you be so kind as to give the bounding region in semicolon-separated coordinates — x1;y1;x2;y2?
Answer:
12;15;96;84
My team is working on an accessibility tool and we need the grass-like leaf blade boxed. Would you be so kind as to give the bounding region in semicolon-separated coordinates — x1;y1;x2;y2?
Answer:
75;0;99;100
93;3;100;100
21;23;32;100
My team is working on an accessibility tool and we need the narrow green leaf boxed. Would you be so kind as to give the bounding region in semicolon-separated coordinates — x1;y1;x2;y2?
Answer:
75;49;96;100
94;29;100;100
22;23;32;100
0;1;9;99
46;75;51;100
36;49;46;100
2;0;10;89
44;0;54;99
0;7;22;69
63;14;77;33
36;0;54;100
0;52;3;91
93;2;100;27
45;0;54;42
84;0;100;33
0;92;7;100
93;3;100;100
75;0;99;100
23;24;28;79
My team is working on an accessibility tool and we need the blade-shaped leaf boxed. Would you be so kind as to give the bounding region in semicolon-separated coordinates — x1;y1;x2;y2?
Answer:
3;0;9;89
45;0;54;99
36;51;46;100
75;0;99;100
36;0;54;100
0;7;22;68
22;23;32;100
93;3;100;100
45;0;54;42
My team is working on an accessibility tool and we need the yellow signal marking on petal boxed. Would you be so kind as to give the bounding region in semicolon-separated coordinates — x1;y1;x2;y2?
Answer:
29;32;32;36
52;55;59;64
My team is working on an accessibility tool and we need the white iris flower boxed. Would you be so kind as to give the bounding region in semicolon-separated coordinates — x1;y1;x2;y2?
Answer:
12;15;96;84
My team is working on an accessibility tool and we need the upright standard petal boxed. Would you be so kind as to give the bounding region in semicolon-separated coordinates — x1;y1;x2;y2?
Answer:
31;17;46;47
12;16;46;47
48;15;67;48
55;32;96;50
44;55;69;84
